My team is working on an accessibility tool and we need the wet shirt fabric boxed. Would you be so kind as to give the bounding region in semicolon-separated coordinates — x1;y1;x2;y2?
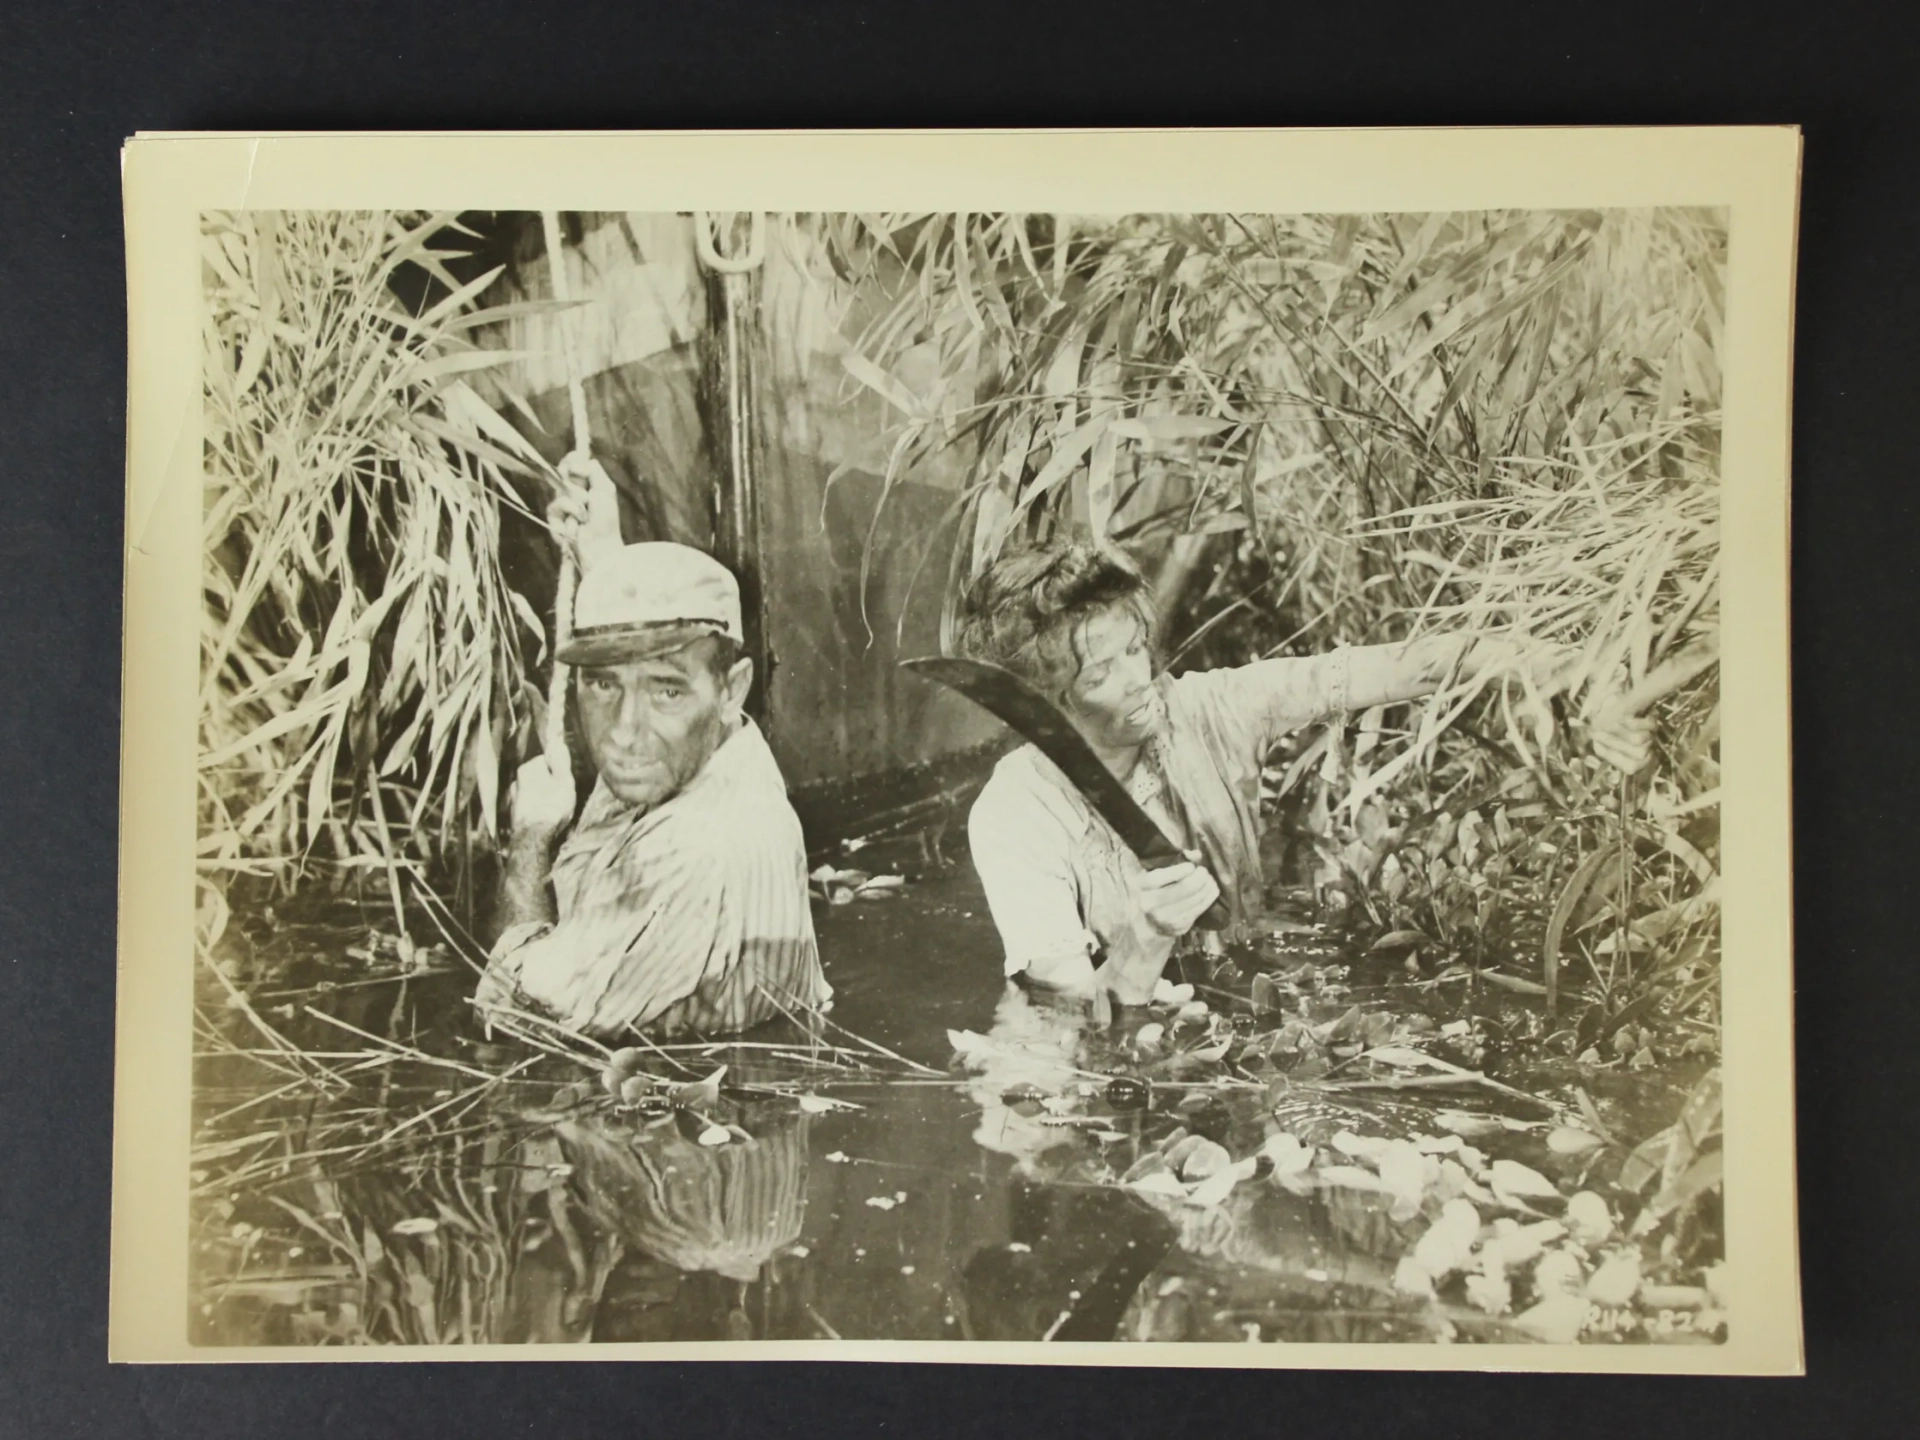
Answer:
967;653;1357;979
483;717;830;1040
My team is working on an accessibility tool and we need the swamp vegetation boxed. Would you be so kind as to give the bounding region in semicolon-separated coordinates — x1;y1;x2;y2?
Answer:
193;209;1724;1344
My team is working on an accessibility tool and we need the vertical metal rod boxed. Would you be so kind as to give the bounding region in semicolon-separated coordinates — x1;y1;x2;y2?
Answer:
539;210;592;764
701;214;769;720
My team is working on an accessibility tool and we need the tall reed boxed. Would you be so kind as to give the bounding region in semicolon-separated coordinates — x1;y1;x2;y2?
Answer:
805;210;1723;978
200;212;557;925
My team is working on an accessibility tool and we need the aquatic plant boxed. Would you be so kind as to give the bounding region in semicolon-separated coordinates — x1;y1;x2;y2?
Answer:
195;207;1721;1036
200;211;558;932
804;210;1722;1020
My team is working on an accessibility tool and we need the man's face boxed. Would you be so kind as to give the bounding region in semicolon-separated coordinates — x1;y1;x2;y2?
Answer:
577;641;751;809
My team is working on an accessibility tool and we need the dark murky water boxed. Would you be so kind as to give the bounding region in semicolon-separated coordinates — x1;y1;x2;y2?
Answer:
191;851;1719;1348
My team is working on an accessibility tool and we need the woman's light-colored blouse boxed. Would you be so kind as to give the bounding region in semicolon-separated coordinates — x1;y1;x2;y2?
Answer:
967;652;1357;978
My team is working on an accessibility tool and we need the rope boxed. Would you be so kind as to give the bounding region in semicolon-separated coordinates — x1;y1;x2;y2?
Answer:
539;210;593;765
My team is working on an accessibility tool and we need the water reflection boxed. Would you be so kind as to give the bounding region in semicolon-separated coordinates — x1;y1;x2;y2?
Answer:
949;980;1500;1343
194;870;1701;1347
508;1099;813;1343
951;985;1177;1340
195;969;1449;1345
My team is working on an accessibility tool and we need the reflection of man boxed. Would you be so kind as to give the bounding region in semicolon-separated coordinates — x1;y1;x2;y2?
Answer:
557;1108;810;1285
477;459;829;1040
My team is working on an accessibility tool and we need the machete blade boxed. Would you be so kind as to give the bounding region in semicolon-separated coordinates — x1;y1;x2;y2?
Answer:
902;654;1228;929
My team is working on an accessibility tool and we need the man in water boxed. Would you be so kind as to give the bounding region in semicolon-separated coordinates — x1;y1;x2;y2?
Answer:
476;461;828;1040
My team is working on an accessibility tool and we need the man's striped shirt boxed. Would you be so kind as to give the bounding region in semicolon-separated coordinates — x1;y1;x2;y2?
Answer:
484;717;830;1039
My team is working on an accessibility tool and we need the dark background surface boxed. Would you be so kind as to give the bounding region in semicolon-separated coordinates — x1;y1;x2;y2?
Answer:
1;2;1912;1435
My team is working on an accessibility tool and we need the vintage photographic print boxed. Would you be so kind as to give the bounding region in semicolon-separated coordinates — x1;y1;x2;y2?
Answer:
114;132;1800;1369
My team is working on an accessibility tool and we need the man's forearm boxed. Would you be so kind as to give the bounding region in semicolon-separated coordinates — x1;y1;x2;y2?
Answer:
491;832;560;944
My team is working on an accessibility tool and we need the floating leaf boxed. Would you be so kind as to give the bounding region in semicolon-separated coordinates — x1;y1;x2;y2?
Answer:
1317;1164;1392;1194
1260;1132;1315;1176
1411;1199;1481;1280
671;1066;727;1110
1533;1248;1587;1298
1437;1158;1496;1205
1435;1110;1505;1139
1129;1171;1189;1199
1186;1167;1240;1208
1513;1292;1587;1344
1368;929;1431;953
1481;1219;1565;1271
798;1093;861;1114
1585;1251;1642;1307
1176;1137;1232;1182
1547;1125;1606;1156
697;1124;732;1147
390;1217;440;1237
1332;1130;1392;1162
1565;1190;1614;1245
1490;1159;1561;1201
1465;1271;1512;1317
1376;1140;1433;1221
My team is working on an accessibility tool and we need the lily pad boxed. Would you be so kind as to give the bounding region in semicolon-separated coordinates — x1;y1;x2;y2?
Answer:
1490;1159;1561;1202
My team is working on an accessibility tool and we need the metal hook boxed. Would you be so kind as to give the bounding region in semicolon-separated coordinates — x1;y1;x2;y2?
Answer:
693;211;767;274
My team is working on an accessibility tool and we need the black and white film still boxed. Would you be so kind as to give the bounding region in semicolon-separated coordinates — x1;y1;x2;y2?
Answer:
192;208;1727;1348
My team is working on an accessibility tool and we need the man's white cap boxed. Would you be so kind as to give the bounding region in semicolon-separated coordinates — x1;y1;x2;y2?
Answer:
557;542;744;666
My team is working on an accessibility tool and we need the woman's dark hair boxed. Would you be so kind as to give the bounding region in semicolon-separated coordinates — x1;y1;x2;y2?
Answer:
955;541;1158;698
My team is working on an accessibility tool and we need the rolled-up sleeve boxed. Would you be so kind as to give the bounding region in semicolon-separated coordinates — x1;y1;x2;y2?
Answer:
1194;640;1496;756
477;839;721;1036
967;777;1097;978
1182;652;1356;757
488;921;552;966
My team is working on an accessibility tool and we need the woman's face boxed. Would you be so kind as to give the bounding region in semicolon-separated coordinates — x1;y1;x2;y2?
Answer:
1061;605;1161;751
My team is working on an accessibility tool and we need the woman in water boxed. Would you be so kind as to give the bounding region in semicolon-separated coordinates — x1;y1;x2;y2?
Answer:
956;540;1652;1006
